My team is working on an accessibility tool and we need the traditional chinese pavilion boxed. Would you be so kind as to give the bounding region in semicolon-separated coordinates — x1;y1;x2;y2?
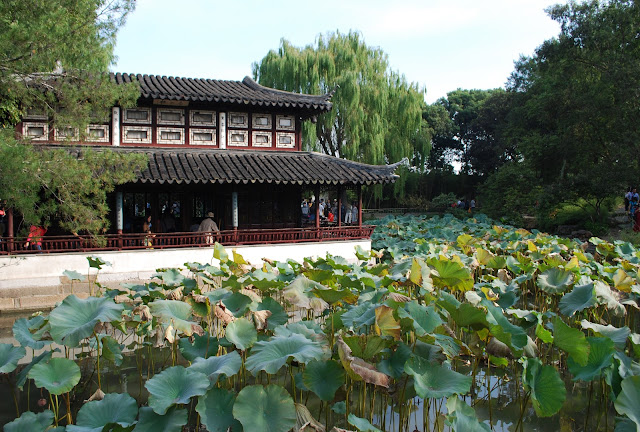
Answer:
9;73;403;253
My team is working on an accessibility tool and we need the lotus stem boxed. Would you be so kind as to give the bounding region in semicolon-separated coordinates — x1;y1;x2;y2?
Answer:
94;332;102;389
65;392;72;425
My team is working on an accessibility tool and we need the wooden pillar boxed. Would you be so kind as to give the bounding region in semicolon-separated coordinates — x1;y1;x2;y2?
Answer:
337;186;342;227
7;208;13;253
358;185;363;227
116;191;123;249
314;186;320;229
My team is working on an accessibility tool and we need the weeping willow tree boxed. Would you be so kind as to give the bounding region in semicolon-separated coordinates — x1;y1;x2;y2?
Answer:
252;31;430;200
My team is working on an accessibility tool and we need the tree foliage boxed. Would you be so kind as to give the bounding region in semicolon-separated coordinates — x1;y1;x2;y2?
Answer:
0;0;146;234
485;0;640;219
252;31;429;168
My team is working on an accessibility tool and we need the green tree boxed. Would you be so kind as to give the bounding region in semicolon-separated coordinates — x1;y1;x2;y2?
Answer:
252;31;429;169
0;0;146;235
490;0;640;220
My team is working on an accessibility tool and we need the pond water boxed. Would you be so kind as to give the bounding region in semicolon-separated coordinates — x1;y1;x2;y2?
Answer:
0;312;617;432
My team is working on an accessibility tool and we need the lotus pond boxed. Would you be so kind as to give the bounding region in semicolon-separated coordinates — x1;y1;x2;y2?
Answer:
1;213;639;432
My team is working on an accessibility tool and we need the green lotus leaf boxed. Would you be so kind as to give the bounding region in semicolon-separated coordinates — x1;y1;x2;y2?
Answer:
342;302;378;330
568;337;615;381
87;256;110;269
189;351;242;383
522;357;566;417
246;333;325;375
398;301;443;336
348;413;383;432
145;366;209;415
537;268;574;294
614;417;637;432
581;320;631;349
615;375;640;430
13;316;51;350
213;242;228;261
302;359;345;401
153;268;185;286
559;283;596;317
196;387;242;432
98;334;124;366
3;410;54;432
148;300;199;336
404;356;472;399
233;384;296;432
553;317;590;366
63;269;86;281
225;317;257;351
0;343;26;373
28;357;81;395
485;302;527;353
446;397;492;432
178;333;219;362
221;291;254;317
342;335;387;362
256;296;289;329
16;350;53;388
377;342;412;379
332;401;347;414
427;256;474;292
49;295;124;347
132;406;187;432
67;393;138;432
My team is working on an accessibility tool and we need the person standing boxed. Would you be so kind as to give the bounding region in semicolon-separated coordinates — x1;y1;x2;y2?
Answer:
198;211;219;245
25;224;47;251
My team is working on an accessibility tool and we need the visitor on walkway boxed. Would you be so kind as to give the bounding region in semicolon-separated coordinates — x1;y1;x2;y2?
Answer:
198;211;219;245
25;224;47;251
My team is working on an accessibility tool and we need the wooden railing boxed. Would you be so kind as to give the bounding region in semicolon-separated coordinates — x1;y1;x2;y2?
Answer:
0;225;375;255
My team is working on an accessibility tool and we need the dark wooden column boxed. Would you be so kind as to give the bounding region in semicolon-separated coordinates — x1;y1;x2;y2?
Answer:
337;186;342;227
315;186;321;229
358;185;363;227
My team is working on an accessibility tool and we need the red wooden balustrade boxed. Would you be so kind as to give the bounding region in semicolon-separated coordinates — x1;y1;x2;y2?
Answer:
0;226;375;255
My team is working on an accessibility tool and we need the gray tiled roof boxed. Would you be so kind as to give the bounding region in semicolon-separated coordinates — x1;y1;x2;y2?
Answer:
112;147;401;186
111;73;333;113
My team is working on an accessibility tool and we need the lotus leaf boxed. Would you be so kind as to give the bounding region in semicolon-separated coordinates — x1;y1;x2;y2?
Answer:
613;269;635;293
145;366;209;415
246;333;325;375
98;334;124;366
523;358;566;417
49;295;124;347
398;301;443;336
581;320;631;349
337;335;389;387
427;256;474;292
225;317;257;351
485;302;527;352
347;414;383;432
148;300;200;337
302;359;345;401
12;316;50;350
67;393;138;432
342;302;378;331
256;296;289;329
87;256;109;269
0;343;25;373
615;375;640;430
552;317;590;366
374;305;401;340
3;410;54;432
558;282;596;317
178;333;219;362
16;350;53;388
283;275;325;309
568;337;615;381
405;356;472;399
232;384;296;432
377;342;412;379
28;357;81;395
342;335;386;361
538;267;574;294
189;351;242;383
446;397;492;432
132;406;187;432
196;387;242;432
221;291;254;317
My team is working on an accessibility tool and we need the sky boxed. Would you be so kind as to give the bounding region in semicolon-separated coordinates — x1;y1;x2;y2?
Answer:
112;0;565;103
